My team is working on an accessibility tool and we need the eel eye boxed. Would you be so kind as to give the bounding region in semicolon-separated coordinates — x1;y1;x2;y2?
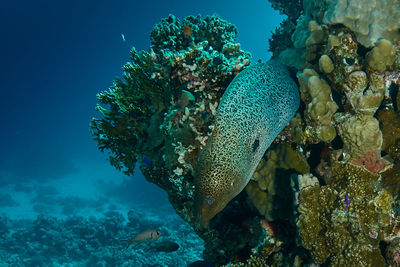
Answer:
206;196;213;205
252;139;260;152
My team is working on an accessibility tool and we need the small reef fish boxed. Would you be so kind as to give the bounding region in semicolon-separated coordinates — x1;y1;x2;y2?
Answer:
148;241;179;252
121;33;126;42
143;157;150;167
188;261;213;267
344;194;349;212
123;229;161;248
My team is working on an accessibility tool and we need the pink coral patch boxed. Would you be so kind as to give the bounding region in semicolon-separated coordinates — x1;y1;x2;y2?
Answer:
352;150;387;173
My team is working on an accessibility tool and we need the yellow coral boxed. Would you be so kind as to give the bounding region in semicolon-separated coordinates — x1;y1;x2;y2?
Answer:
319;54;334;73
297;69;338;142
298;69;338;126
298;159;395;265
366;39;396;72
335;113;383;161
246;143;309;220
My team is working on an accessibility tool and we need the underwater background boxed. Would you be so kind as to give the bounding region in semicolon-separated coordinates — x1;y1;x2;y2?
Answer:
2;0;400;266
0;0;283;266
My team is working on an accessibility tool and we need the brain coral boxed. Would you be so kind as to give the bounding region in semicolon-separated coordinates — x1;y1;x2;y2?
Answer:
194;61;300;222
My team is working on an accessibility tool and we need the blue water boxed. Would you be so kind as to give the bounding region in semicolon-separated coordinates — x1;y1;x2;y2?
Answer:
0;0;285;265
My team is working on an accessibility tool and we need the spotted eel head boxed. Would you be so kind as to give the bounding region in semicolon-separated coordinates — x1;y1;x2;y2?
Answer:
193;130;245;222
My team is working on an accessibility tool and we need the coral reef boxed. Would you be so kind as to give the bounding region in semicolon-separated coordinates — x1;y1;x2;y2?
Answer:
91;3;400;265
263;0;400;265
298;160;393;266
91;14;250;177
91;14;251;220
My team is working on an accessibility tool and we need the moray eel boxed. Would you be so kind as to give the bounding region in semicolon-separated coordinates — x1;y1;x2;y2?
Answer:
194;61;300;222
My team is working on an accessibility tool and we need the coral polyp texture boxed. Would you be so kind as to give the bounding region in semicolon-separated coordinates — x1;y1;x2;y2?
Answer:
92;2;400;265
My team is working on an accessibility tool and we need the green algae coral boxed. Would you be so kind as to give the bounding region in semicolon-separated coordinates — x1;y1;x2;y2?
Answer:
297;185;337;263
151;14;238;53
91;49;165;175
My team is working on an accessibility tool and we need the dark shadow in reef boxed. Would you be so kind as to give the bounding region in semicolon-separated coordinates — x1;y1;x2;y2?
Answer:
201;191;264;266
267;168;312;265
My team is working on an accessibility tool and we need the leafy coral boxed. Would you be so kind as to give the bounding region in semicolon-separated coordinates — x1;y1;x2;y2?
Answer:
91;49;168;175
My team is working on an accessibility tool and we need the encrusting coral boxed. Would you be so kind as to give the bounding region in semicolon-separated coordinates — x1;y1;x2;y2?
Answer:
298;158;394;266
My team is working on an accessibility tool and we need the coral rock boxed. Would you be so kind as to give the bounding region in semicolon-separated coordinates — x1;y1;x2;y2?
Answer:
366;39;396;72
335;113;383;163
322;0;400;48
319;54;334;74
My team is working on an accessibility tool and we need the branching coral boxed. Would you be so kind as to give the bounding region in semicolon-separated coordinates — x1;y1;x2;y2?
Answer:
91;49;167;175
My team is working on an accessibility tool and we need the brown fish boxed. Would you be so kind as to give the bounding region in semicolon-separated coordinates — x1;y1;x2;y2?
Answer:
123;229;161;248
183;25;193;38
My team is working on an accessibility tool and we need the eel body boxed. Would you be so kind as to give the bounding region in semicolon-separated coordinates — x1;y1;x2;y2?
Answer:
194;61;300;222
